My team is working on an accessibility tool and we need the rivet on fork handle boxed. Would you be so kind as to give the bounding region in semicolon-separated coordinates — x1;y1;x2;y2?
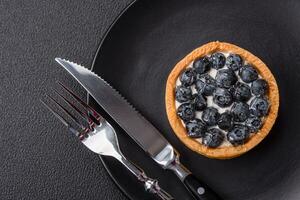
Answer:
118;155;174;200
143;178;174;200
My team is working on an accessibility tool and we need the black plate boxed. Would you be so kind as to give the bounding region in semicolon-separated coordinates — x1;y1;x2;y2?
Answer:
88;0;300;199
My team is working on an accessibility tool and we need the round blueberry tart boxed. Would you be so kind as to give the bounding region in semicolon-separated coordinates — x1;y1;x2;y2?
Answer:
165;41;279;159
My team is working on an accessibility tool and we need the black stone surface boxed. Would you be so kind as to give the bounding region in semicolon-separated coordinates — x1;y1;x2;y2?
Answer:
0;1;131;199
3;0;300;200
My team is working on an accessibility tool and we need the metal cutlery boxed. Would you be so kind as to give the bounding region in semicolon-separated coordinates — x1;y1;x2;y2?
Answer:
41;82;174;200
55;58;222;200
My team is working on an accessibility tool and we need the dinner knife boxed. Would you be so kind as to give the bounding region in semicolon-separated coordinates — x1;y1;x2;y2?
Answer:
55;58;222;200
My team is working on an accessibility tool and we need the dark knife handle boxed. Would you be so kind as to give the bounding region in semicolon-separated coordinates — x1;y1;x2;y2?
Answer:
183;174;222;200
167;156;222;200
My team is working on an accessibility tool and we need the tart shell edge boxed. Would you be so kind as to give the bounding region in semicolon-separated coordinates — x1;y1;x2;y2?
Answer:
165;41;279;159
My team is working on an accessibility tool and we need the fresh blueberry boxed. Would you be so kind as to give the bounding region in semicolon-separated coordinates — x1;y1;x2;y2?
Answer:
250;97;269;117
215;69;238;88
202;107;220;126
227;124;250;145
185;119;207;138
228;86;236;96
213;88;233;107
210;52;226;69
203;75;217;94
231;102;250;122
180;68;196;86
251;79;269;96
177;103;195;121
192;94;207;111
233;82;251;102
226;54;243;71
175;85;192;103
195;80;206;94
239;65;258;83
196;73;208;80
218;112;233;130
202;128;224;148
195;75;216;96
193;57;211;74
245;117;262;133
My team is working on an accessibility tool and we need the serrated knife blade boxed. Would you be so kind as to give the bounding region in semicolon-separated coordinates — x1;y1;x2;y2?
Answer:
55;58;222;200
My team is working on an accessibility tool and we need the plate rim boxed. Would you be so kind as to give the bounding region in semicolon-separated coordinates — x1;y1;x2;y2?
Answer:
88;1;138;200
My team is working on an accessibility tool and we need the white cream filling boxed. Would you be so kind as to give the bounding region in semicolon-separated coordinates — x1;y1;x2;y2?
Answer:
175;52;264;147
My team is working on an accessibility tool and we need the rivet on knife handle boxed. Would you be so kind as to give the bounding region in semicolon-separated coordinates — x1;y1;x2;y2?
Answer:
183;173;221;200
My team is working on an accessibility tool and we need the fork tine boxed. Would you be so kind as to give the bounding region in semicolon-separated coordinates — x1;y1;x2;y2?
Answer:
53;89;95;127
58;82;102;123
41;99;69;127
40;99;81;137
46;94;89;132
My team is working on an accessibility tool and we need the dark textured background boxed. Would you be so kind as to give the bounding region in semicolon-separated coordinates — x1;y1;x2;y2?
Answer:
0;0;132;199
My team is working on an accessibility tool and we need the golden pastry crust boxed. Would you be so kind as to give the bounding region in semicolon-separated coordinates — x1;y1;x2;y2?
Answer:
165;41;279;159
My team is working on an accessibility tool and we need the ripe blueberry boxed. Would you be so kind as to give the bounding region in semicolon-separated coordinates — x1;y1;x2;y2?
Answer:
231;102;250;122
193;57;211;74
177;103;195;122
175;85;192;103
185;119;207;138
251;79;269;96
233;82;251;102
195;75;217;96
215;69;238;88
218;112;233;130
245;117;262;133
227;124;250;145
250;97;269;117
226;54;243;71
202;107;220;126
192;94;207;111
213;87;233;107
210;52;226;69
180;68;196;86
239;64;258;83
202;128;224;148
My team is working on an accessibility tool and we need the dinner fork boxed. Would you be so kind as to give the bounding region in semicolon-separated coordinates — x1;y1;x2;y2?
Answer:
41;83;174;200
